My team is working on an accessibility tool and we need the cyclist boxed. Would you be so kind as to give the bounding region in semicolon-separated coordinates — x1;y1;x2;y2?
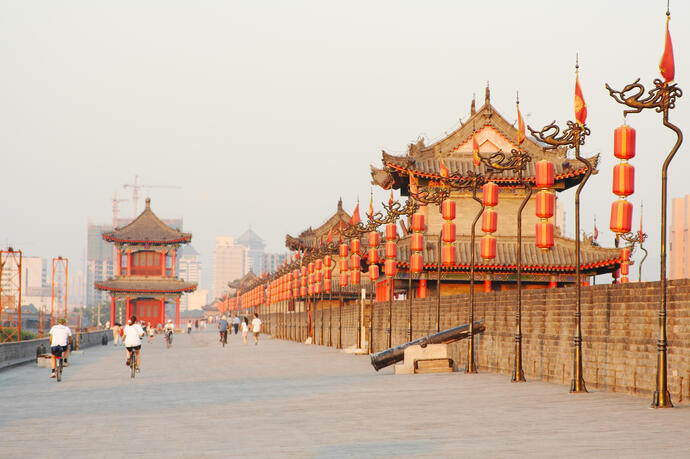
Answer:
49;318;72;378
123;315;144;372
218;315;229;344
164;319;175;345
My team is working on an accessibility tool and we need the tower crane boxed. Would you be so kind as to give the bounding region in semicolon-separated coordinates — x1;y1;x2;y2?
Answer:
112;192;128;229
123;175;181;217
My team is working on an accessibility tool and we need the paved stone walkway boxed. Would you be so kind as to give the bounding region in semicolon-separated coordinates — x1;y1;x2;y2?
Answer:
1;330;689;458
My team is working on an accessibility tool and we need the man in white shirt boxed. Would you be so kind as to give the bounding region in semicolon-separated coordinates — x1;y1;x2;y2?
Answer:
123;315;145;372
49;318;72;378
251;313;262;345
164;319;175;346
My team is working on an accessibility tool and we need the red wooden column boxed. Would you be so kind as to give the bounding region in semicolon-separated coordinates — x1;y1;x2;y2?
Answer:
483;280;492;292
160;251;166;276
117;250;122;276
110;297;116;325
159;298;165;325
171;249;176;276
127;249;132;275
175;297;180;328
125;297;131;321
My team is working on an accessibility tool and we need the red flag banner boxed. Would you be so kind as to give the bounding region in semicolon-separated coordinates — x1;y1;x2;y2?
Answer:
408;171;419;195
439;155;449;178
327;228;333;243
388;190;394;206
574;73;587;125
472;132;481;166
517;104;526;145
660;15;675;82
350;202;360;225
368;194;374;218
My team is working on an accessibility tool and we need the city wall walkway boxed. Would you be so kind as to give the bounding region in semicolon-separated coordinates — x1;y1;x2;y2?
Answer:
1;331;689;458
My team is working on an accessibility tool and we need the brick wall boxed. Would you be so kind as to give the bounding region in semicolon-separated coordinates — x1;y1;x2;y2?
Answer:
265;279;690;400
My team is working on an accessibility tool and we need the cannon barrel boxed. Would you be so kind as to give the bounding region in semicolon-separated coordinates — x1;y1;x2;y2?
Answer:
370;320;485;371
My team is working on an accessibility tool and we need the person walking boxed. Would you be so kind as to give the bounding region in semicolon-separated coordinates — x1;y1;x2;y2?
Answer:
148;321;155;343
241;317;249;346
187;320;193;334
112;323;121;346
251;313;262;346
232;315;240;335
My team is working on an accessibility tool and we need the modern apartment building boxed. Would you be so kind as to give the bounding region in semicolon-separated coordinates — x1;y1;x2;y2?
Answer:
212;237;247;300
178;245;202;311
670;195;690;279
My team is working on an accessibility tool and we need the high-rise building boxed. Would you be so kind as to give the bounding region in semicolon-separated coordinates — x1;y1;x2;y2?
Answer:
178;245;202;311
262;252;289;275
236;229;266;274
670;195;690;279
212;237;247;300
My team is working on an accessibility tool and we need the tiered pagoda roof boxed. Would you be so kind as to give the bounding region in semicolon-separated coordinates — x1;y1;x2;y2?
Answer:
285;198;351;251
103;198;191;245
95;276;197;294
371;86;599;192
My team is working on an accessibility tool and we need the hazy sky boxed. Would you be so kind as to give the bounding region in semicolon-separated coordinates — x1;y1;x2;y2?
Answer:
1;0;688;291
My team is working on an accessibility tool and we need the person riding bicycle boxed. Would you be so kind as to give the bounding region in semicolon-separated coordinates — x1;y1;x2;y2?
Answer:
123;315;144;372
49;318;72;378
164;319;175;345
218;315;229;344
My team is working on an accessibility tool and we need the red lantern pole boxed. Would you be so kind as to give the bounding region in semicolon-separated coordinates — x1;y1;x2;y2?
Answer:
384;223;397;348
409;208;425;341
367;230;380;353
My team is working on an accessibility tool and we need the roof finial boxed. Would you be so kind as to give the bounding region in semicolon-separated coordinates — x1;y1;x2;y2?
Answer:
485;82;490;105
471;93;476;115
337;197;343;211
145;197;151;209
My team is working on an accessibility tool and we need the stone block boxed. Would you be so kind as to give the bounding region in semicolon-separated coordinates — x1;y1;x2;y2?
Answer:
394;344;453;375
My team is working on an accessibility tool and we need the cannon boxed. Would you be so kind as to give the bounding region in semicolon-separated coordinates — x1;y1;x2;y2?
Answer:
370;320;485;371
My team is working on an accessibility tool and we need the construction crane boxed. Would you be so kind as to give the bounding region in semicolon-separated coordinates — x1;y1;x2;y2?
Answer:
123;175;181;217
112;191;128;229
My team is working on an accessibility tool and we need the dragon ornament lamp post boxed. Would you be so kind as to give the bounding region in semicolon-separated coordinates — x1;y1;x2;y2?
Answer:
342;222;368;349
605;6;681;408
529;75;591;390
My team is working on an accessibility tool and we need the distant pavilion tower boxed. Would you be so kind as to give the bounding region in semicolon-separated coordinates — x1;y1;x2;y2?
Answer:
96;198;196;327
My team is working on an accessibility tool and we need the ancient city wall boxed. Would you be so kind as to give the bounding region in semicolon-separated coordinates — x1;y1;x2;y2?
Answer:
265;279;690;400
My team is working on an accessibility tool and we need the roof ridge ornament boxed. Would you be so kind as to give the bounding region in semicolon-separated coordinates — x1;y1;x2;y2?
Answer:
145;197;151;210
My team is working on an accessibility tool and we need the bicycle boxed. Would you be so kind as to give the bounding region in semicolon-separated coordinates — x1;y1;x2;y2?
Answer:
165;330;173;348
220;330;228;347
54;348;64;382
129;350;136;379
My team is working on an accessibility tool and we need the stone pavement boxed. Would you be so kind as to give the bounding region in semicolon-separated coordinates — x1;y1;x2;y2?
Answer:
1;330;689;458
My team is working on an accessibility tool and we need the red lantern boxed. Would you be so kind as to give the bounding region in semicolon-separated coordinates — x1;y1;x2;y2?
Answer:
339;272;348;287
385;241;397;258
482;182;499;207
535;222;554;250
340;258;349;272
368;247;379;263
441;199;455;220
621;247;631;261
384;259;397;277
614;125;636;160
385;223;397;241
535;190;555;219
351;269;361;285
351;254;361;272
324;280;332;292
368;231;380;247
620;276;630;284
441;244;456;266
620;261;630;276
612;163;635;197
308;262;314;274
315;271;322;283
417;276;428;298
350;239;361;255
308;283;313;295
411;213;425;232
308;273;314;285
369;264;379;281
610;199;633;235
411;233;424;252
323;257;332;278
315;259;322;270
481;209;498;234
480;235;496;260
314;281;322;294
483;280;491;292
535;160;555;189
410;253;424;274
339;243;349;258
300;266;307;277
442;222;456;243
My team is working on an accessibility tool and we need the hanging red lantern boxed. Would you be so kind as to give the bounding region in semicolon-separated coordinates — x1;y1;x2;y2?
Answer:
323;257;332;278
441;199;455;220
411;233;424;252
384;258;397;277
315;259;322;271
385;223;397;241
620;276;630;284
315;271;322;283
482;182;499;207
351;269;361;285
417;276;428;298
612;163;635;197
610;199;633;235
368;231;380;247
614;124;636;160
308;262;315;274
481;209;498;234
368;247;379;263
535;190;555;219
535;222;554;250
620;261;630;276
480;235;496;260
339;258;349;272
339;272;348;287
324;279;332;293
300;266;307;277
411;213;425;232
442;222;456;243
441;244;456;266
621;247;631;261
385;241;397;258
410;253;424;274
483;280;491;292
535;160;555;189
350;239;361;255
369;264;379;281
339;243;349;258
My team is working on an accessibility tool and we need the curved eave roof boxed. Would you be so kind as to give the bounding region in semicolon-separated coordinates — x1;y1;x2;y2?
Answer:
95;277;197;294
102;198;191;245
